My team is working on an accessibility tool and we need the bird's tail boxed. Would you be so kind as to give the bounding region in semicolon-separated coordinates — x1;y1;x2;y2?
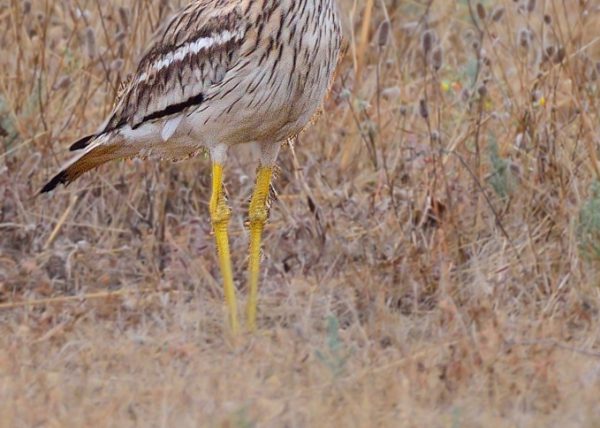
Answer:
40;133;137;193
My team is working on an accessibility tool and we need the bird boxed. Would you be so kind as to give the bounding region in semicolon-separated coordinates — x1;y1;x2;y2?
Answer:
40;0;343;334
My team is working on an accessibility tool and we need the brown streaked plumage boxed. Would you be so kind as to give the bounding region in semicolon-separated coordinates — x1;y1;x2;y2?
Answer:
41;0;342;334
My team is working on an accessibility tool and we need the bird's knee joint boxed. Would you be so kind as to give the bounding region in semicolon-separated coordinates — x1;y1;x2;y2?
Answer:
210;196;231;228
249;206;268;226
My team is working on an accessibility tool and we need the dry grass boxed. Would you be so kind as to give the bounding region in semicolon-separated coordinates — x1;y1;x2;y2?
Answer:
1;0;600;426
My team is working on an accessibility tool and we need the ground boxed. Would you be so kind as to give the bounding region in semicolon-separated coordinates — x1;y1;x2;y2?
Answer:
1;0;600;426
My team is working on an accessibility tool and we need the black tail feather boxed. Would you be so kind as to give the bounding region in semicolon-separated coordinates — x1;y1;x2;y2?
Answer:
69;134;94;151
40;170;68;194
40;141;126;194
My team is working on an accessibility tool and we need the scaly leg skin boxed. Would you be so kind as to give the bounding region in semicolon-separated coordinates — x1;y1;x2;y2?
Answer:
209;162;239;335
246;165;273;331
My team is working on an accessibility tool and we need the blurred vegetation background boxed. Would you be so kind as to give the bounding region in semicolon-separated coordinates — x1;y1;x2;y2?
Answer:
1;0;600;426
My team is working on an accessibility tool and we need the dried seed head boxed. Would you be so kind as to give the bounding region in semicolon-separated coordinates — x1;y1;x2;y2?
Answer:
378;21;390;47
545;45;555;57
477;84;487;97
52;75;71;91
526;0;536;13
518;28;531;50
84;26;96;59
421;30;435;54
118;7;129;33
555;46;566;63
23;1;31;14
111;59;124;71
461;88;471;103
491;6;505;22
117;42;126;58
419;99;429;119
544;14;552;24
476;3;486;20
431;45;443;71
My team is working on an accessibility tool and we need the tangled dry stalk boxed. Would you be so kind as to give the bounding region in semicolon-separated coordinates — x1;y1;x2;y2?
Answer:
1;0;600;426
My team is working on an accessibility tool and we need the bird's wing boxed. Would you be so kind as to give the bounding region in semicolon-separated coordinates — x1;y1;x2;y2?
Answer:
100;0;245;135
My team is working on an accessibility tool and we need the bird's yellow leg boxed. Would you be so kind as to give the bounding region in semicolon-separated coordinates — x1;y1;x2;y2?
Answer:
246;165;273;331
209;162;239;334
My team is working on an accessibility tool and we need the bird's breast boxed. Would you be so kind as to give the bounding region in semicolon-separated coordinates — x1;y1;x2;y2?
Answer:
194;0;342;144
259;0;341;138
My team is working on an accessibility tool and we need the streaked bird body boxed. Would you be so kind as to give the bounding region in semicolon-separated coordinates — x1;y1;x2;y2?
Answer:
42;0;342;334
44;0;342;185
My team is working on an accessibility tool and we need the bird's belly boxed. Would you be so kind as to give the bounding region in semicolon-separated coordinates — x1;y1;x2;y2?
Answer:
220;61;335;144
188;77;325;146
120;121;201;160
